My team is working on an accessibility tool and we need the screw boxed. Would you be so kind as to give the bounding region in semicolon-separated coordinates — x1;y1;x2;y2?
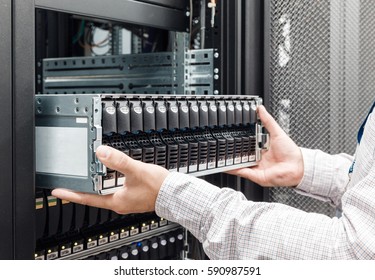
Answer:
214;52;219;58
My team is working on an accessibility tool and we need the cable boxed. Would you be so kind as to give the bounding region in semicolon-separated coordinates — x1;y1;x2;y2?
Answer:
200;0;206;49
208;0;217;28
72;20;85;45
79;23;111;55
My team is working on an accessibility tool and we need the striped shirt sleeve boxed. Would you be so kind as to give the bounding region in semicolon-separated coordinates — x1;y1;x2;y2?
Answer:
155;164;375;259
295;148;353;207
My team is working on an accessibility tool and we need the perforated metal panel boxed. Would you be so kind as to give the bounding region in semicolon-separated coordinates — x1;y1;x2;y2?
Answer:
267;0;375;215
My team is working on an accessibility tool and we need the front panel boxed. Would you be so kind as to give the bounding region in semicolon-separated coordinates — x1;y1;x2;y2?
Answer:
35;94;269;194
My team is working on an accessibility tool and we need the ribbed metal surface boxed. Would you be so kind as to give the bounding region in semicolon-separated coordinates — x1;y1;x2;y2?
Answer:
267;0;375;215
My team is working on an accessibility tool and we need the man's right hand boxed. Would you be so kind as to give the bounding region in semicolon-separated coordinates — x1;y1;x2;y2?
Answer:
228;105;304;187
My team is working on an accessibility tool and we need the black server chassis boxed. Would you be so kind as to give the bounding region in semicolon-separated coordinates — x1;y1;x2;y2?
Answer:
35;94;269;195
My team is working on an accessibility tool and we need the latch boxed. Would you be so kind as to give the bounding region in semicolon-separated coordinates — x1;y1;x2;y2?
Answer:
93;97;106;176
94;138;106;175
255;98;270;161
256;123;270;150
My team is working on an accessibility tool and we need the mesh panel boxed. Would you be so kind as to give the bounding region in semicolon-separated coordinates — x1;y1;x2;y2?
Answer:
268;0;375;215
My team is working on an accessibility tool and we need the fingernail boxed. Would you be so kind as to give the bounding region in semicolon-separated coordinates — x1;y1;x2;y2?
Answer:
96;146;110;159
258;105;266;114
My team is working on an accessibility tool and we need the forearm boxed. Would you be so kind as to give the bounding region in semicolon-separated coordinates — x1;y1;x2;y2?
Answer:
156;172;374;259
295;148;353;207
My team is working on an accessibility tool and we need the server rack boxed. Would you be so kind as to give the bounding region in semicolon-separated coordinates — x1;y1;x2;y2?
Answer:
4;0;373;260
4;0;36;260
1;0;266;260
0;0;13;260
263;0;375;215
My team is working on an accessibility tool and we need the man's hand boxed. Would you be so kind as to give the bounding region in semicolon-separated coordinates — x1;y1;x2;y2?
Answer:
228;105;304;187
52;146;169;214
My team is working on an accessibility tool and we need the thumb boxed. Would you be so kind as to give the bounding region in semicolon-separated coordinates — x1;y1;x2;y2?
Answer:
257;105;285;137
96;145;139;175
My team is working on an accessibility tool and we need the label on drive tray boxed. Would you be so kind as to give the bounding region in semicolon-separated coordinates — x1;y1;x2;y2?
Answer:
117;176;126;186
120;230;130;239
159;219;168;227
199;163;207;171
87;240;98;249
60;248;72;257
234;157;242;164
98;236;109;246
103;178;116;189
208;161;216;169
179;167;188;173
110;233;119;242
73;244;84;253
150;222;159;230
189;164;198;173
226;158;234;166
46;251;58;260
141;225;150;233
130;227;139;236
217;160;225;167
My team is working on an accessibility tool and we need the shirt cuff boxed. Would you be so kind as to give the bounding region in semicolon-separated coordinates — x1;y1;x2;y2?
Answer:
295;148;317;194
295;148;347;204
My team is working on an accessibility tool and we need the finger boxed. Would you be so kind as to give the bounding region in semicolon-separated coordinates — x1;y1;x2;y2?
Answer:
52;188;113;210
257;105;285;137
96;145;140;175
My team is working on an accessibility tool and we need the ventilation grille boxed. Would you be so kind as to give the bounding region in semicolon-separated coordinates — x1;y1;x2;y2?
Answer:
267;0;375;215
